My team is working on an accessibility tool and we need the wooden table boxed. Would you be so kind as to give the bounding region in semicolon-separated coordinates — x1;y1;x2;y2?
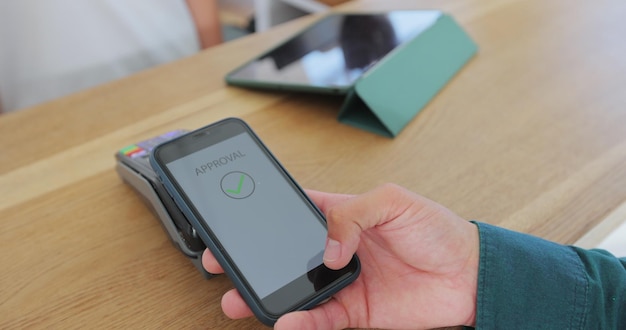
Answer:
3;0;626;328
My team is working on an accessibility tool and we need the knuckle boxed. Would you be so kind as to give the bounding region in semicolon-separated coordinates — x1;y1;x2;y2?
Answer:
376;183;408;202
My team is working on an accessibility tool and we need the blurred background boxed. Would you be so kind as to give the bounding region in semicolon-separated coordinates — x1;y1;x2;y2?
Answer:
0;0;350;114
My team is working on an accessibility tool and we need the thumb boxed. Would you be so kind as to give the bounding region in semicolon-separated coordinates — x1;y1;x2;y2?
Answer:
323;183;413;269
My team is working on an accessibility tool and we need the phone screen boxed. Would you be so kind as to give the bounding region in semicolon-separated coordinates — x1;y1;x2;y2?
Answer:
151;119;359;319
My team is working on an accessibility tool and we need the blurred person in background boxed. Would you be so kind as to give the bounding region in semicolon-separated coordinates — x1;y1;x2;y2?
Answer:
0;0;222;114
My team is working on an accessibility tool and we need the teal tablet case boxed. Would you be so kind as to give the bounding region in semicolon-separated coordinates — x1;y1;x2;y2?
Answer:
337;13;477;137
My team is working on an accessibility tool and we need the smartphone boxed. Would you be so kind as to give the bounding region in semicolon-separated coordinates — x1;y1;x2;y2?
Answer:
150;118;360;325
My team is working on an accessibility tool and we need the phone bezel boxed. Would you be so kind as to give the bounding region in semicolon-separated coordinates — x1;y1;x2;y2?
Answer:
150;118;360;324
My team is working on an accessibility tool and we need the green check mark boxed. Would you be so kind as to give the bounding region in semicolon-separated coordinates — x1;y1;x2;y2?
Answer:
225;174;245;194
221;171;254;199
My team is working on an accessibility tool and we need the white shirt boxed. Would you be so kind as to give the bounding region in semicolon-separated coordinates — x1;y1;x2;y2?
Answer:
0;0;200;112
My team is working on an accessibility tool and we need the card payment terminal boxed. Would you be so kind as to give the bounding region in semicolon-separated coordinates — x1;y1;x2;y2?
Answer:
115;130;213;278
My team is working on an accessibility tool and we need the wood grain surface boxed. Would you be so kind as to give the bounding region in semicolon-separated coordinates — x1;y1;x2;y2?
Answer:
2;0;626;328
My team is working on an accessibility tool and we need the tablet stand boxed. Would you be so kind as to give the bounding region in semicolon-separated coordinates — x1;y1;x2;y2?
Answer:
337;13;477;137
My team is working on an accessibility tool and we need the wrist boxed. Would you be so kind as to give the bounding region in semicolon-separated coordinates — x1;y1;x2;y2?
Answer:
461;221;480;327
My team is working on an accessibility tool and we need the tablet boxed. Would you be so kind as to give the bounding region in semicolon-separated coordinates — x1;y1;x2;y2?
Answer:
225;10;442;94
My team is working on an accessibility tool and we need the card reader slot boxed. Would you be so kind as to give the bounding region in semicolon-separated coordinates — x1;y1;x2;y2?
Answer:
115;162;213;279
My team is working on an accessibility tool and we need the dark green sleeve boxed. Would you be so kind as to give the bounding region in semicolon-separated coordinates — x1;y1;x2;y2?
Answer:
472;222;626;329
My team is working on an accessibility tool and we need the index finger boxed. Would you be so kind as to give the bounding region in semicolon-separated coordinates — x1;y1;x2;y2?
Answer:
202;248;225;274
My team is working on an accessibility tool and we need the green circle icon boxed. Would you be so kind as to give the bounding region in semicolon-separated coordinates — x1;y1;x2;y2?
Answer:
220;171;255;199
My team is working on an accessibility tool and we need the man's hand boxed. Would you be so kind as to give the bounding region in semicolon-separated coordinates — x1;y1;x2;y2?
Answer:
203;183;479;329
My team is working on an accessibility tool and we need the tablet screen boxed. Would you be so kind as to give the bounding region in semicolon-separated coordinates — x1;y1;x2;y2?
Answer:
226;10;442;93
